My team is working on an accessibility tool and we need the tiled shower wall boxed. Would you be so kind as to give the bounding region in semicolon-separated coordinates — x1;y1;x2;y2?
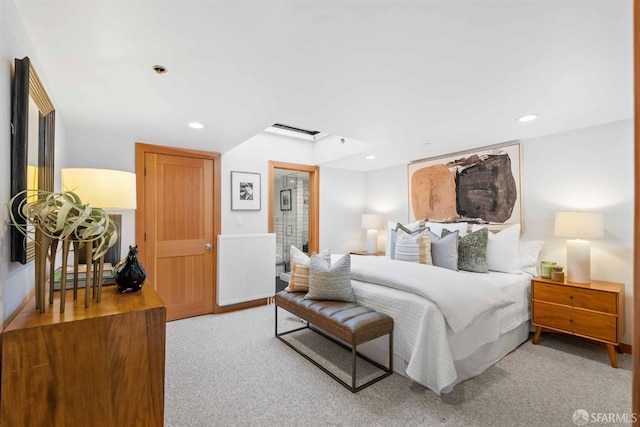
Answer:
275;176;309;273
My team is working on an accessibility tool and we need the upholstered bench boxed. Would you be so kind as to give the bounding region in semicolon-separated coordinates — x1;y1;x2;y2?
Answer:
274;290;394;392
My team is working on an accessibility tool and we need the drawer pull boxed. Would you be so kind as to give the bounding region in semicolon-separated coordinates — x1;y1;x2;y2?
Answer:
569;319;573;323
569;295;573;299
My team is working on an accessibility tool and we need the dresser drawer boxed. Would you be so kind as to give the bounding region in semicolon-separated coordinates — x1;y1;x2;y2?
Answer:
533;301;617;342
532;282;617;314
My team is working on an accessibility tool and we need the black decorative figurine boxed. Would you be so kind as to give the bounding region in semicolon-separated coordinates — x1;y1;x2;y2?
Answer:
114;245;146;293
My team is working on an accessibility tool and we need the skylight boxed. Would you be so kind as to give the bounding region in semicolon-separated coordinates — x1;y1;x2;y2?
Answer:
265;123;328;141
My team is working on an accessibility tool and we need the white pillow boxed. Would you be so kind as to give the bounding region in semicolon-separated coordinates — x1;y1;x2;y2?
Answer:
518;240;545;276
385;220;422;256
394;228;432;265
425;221;468;238
472;224;520;273
428;229;459;271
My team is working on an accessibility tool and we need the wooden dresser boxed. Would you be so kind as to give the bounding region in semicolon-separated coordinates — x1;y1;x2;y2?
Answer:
531;276;624;368
1;284;166;426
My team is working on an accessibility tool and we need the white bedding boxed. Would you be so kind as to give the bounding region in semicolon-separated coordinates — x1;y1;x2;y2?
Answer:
349;255;516;333
343;256;531;395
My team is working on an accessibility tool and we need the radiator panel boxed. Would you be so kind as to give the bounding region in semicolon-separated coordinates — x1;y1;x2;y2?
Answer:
217;233;276;306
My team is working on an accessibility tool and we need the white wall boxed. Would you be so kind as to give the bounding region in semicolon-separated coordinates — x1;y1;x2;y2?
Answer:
0;0;69;323
521;119;633;344
319;167;367;254
364;163;410;252
365;119;634;343
221;133;368;254
221;132;315;234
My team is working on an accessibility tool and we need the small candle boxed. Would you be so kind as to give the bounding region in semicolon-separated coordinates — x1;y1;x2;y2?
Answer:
540;261;556;279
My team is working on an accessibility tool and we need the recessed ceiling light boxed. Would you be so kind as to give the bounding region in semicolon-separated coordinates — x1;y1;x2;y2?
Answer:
188;122;205;129
365;155;376;160
517;114;538;122
152;65;168;74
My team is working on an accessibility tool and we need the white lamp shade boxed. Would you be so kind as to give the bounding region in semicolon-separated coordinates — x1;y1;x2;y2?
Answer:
62;168;137;210
361;213;381;230
554;212;603;239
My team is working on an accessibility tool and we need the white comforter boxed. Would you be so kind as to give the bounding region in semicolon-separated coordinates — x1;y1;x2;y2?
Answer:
341;255;531;394
349;255;515;333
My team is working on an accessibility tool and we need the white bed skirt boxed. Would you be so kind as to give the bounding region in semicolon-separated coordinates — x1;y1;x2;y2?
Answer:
357;320;530;393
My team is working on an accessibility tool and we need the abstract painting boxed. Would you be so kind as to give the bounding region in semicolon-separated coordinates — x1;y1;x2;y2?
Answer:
408;142;522;229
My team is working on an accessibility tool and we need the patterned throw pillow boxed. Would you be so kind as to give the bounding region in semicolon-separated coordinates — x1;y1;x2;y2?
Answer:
385;220;423;256
394;228;432;265
389;222;426;259
425;221;468;238
305;254;355;302
285;246;331;292
443;227;489;273
428;229;459;271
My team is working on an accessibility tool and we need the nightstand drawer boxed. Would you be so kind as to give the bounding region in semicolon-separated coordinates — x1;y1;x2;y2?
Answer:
532;282;617;314
533;301;617;342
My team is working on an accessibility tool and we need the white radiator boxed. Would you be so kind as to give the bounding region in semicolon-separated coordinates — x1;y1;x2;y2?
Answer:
217;233;276;306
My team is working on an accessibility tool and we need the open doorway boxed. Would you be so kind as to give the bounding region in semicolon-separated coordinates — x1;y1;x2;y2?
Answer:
268;161;319;293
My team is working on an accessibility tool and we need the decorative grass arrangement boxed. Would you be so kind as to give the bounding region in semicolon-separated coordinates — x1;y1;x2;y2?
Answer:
8;189;118;312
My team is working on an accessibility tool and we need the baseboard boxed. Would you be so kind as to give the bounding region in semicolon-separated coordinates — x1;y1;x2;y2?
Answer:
213;297;270;314
620;342;632;354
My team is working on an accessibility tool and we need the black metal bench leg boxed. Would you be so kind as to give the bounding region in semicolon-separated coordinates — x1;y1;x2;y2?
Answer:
274;303;393;393
389;331;393;373
352;344;357;390
274;301;278;337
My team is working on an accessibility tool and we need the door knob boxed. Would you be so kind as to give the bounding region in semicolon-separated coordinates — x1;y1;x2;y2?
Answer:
205;243;212;250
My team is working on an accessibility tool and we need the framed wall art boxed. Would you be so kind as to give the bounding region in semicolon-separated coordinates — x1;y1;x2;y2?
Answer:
280;189;292;211
407;141;522;230
231;171;261;211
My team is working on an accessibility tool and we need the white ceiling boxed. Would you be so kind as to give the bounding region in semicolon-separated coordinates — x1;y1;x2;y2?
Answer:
13;0;633;171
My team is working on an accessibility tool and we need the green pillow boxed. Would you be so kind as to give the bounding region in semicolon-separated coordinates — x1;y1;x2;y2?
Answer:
443;227;489;273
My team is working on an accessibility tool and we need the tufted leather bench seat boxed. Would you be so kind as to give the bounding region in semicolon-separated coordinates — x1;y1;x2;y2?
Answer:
274;290;393;392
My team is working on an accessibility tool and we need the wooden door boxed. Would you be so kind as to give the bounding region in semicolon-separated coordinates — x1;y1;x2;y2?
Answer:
267;161;320;255
136;144;220;321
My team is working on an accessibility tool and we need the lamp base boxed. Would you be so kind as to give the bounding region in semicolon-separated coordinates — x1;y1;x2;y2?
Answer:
366;230;378;254
566;239;591;284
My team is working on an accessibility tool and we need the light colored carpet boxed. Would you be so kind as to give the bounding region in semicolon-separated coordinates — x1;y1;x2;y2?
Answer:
165;304;631;427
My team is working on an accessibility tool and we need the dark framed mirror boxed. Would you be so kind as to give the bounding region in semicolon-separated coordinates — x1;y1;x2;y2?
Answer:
10;57;55;264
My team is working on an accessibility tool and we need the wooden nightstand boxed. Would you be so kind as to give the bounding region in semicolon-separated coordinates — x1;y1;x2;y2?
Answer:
349;250;385;256
531;276;625;368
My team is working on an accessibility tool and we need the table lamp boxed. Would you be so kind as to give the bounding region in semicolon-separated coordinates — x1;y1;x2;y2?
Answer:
554;211;603;283
26;164;38;203
361;213;381;254
62;168;137;264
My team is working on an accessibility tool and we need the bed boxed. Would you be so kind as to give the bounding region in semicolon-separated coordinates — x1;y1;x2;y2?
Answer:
337;253;533;395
